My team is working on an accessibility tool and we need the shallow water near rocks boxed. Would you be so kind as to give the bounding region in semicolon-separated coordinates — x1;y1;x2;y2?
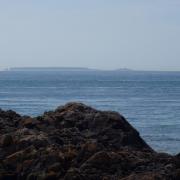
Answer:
0;70;180;154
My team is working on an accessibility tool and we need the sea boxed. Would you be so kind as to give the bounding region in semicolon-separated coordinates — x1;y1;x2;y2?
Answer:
0;70;180;154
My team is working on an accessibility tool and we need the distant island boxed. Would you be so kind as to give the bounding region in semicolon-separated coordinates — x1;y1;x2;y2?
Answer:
6;67;134;72
114;68;134;71
1;67;179;72
9;67;94;71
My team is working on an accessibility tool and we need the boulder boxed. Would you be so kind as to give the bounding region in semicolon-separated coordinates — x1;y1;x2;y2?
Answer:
0;102;179;179
1;134;14;147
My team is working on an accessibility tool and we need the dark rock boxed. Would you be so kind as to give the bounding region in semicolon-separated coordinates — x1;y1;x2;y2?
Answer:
0;173;17;180
47;162;61;172
0;102;179;179
26;173;38;180
43;172;58;180
1;134;13;147
64;168;84;180
20;118;36;129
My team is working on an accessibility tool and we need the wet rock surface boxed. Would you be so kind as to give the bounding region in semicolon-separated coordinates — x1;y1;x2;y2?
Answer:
0;102;179;180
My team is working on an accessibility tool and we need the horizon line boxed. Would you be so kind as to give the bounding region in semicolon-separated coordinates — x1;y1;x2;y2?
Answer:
1;66;180;72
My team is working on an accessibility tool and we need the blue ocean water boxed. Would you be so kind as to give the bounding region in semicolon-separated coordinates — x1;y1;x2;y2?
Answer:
0;70;180;154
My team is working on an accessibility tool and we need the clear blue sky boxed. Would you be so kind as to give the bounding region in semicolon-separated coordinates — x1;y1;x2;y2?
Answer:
0;0;180;70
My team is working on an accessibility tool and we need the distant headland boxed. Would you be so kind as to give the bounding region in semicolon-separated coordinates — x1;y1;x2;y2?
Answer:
1;67;179;72
9;67;94;71
2;67;134;72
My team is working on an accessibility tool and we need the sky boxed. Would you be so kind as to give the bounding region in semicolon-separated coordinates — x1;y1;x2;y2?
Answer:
0;0;180;71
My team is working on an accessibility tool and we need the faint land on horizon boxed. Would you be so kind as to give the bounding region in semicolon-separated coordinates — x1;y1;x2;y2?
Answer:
7;67;135;72
5;67;180;72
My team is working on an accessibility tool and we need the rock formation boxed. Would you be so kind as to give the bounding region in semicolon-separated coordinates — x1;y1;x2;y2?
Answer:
0;103;179;179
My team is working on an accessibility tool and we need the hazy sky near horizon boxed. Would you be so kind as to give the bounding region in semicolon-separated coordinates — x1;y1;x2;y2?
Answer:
0;0;180;70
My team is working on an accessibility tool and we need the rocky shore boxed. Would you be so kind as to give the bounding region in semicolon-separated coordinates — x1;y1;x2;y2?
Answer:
0;102;180;180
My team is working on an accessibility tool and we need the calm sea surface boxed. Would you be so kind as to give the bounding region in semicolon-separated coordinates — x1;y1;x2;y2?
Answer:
0;70;180;154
